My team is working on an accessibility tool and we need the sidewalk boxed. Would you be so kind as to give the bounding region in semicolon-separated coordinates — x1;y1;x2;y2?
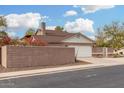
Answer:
78;57;124;66
0;57;124;80
0;63;104;80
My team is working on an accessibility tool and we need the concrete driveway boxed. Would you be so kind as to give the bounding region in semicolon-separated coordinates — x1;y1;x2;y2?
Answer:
78;57;124;66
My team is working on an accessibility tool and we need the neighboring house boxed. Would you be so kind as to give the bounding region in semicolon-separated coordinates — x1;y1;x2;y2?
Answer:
22;22;94;58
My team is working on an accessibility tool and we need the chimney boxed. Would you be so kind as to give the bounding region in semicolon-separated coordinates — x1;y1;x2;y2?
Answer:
40;22;46;35
40;22;46;31
36;21;46;35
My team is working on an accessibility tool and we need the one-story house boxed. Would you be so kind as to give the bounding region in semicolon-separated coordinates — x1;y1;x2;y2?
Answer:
22;22;94;58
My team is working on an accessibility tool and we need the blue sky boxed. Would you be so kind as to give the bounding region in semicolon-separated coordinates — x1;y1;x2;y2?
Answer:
0;5;123;39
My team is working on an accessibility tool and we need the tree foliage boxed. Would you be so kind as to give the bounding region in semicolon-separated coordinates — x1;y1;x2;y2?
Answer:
25;28;35;36
55;26;64;31
0;16;7;31
95;22;124;49
0;31;8;37
10;37;20;45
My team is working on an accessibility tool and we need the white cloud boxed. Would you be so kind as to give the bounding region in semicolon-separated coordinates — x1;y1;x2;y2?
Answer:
5;13;42;28
64;10;77;17
81;5;115;14
73;5;79;8
64;18;94;33
88;36;95;40
46;26;56;30
5;12;48;37
42;16;49;20
7;31;17;37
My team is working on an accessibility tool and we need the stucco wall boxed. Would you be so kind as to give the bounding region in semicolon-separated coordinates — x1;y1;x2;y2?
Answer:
1;46;7;67
2;46;75;68
62;35;93;43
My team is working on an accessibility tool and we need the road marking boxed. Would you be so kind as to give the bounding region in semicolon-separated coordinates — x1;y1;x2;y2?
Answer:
86;74;97;78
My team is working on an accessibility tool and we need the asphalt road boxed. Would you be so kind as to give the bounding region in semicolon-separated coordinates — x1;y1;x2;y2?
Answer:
1;65;124;88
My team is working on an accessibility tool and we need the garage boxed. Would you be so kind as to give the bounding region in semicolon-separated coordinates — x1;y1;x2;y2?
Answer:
69;45;92;58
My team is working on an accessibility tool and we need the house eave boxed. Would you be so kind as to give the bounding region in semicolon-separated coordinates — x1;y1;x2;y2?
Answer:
48;42;93;46
61;33;95;43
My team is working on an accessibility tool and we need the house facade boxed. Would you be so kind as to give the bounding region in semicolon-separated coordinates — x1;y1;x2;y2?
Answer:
23;22;94;58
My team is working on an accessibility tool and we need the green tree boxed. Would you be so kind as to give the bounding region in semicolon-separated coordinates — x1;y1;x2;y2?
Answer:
55;26;64;31
95;22;124;49
0;16;8;37
0;16;7;29
0;31;8;37
10;37;20;45
95;28;108;47
25;28;35;36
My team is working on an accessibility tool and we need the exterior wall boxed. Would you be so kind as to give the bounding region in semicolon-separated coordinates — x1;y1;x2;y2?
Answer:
1;46;7;67
68;45;92;58
36;29;44;35
92;47;114;57
62;35;93;43
2;46;75;68
48;43;93;58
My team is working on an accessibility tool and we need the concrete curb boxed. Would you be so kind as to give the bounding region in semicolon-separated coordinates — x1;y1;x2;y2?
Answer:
1;62;124;80
0;64;104;80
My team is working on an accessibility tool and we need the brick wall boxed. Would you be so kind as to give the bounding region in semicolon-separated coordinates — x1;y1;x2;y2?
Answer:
2;46;75;68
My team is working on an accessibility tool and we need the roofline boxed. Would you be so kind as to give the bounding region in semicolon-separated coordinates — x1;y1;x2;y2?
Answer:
20;35;32;40
35;29;40;35
78;33;95;43
35;29;95;42
49;42;93;46
61;32;95;43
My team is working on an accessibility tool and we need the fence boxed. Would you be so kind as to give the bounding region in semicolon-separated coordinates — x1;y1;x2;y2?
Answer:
92;47;114;57
1;46;75;68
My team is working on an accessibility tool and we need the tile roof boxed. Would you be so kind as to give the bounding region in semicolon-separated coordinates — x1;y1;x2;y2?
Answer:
34;30;77;43
24;29;94;44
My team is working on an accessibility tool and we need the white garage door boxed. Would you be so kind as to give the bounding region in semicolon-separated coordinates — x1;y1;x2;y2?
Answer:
69;45;92;58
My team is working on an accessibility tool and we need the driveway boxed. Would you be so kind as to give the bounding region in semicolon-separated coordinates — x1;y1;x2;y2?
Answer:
78;57;124;66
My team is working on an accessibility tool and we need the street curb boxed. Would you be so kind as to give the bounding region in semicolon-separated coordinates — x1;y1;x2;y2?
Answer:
1;62;124;81
0;64;105;80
